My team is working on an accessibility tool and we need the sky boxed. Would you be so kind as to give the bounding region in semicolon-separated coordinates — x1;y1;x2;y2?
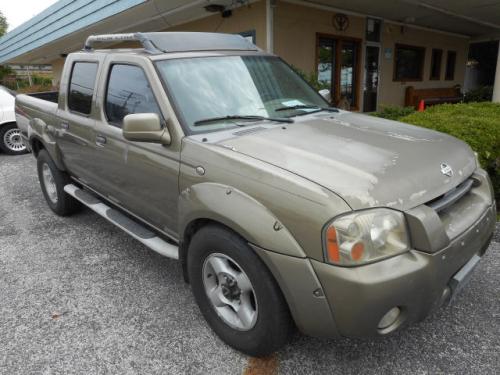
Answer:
2;0;58;32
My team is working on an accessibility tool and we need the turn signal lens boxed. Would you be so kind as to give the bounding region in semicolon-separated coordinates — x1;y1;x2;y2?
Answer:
326;226;340;262
323;209;409;266
351;242;364;261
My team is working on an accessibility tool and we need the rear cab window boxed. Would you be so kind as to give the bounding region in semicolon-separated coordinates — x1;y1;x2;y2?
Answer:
105;64;163;128
67;62;98;115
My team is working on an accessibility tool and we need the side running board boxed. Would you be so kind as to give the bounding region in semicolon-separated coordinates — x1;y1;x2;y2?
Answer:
64;184;179;260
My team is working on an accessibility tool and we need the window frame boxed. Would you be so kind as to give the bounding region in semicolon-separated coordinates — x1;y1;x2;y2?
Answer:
429;48;443;80
445;50;457;81
104;62;165;128
393;43;426;82
365;18;382;43
67;61;99;117
315;33;362;110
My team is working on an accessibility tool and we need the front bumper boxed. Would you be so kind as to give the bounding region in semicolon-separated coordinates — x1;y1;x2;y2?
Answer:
311;202;496;337
254;202;496;339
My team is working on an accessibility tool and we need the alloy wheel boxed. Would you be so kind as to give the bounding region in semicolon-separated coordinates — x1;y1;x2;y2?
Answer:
42;163;58;204
3;128;26;152
202;253;258;331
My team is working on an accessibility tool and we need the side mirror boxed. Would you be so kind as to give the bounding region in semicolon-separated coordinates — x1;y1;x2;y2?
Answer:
319;89;331;102
123;113;171;145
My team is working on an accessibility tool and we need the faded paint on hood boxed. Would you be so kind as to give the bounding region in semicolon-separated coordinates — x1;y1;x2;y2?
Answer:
217;111;477;210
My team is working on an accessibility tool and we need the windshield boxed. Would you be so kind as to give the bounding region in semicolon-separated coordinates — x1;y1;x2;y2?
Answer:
155;56;329;134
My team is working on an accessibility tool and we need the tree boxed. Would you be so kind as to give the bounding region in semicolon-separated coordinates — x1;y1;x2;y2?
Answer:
0;10;7;37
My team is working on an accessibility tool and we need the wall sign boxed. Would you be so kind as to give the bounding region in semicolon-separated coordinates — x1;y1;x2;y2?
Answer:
384;48;393;59
333;14;350;31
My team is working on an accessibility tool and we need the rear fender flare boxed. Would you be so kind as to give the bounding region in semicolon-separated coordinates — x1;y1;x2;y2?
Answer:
29;118;65;171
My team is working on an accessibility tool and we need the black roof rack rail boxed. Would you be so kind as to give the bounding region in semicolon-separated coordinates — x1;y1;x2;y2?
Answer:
83;33;161;54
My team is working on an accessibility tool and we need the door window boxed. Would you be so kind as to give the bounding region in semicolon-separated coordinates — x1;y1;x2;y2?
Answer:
68;62;98;115
105;64;163;127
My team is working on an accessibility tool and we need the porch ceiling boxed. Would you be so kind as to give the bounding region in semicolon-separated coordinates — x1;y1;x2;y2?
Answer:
0;0;239;64
296;0;500;39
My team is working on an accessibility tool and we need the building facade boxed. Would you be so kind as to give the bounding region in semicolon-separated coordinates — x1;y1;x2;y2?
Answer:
0;0;499;111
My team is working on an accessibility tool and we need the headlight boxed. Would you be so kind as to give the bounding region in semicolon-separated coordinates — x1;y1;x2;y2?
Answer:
323;209;410;266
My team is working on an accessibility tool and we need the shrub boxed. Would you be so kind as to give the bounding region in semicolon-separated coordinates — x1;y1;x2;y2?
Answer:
32;74;52;86
371;105;416;120
398;102;500;202
464;86;493;103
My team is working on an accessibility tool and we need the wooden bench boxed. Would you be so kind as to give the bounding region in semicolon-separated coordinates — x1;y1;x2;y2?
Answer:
405;86;462;108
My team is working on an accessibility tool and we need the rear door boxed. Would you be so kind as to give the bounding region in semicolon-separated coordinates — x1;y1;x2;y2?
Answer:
56;58;100;182
89;55;181;236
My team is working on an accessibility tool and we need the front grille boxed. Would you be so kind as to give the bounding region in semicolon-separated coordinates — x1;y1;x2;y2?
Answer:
426;178;476;213
426;176;488;240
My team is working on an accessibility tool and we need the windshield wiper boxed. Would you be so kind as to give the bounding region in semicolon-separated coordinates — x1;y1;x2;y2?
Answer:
275;104;339;113
193;115;293;126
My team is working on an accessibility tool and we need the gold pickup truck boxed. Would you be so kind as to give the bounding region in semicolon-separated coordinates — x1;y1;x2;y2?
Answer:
16;32;496;356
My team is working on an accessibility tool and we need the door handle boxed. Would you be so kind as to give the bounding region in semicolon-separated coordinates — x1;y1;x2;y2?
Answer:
96;135;107;146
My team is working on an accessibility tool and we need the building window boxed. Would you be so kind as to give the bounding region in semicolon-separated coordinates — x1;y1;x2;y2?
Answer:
68;62;98;115
366;18;382;43
430;49;443;80
393;44;425;81
105;64;163;128
445;51;457;80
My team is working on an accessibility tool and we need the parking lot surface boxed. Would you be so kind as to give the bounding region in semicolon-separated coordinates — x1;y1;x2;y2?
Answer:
1;153;499;375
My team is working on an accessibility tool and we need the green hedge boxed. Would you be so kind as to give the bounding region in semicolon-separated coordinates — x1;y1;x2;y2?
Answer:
395;103;500;203
371;105;416;120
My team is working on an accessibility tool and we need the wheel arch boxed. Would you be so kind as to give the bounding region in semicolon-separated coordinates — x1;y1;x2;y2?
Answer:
178;182;306;281
29;134;66;171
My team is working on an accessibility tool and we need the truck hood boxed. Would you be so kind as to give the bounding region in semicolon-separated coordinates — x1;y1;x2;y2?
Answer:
218;111;476;210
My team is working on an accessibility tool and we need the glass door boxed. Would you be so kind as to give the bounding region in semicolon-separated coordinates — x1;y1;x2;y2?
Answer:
363;45;380;112
317;36;360;110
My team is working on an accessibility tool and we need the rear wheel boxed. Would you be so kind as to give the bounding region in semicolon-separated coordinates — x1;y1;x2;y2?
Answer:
37;149;81;216
0;123;27;155
188;225;292;357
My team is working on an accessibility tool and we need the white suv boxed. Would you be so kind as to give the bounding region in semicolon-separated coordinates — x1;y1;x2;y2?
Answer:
0;86;26;155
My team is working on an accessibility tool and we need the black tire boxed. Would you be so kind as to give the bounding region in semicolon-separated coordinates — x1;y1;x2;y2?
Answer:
187;224;292;357
37;149;81;216
0;123;28;155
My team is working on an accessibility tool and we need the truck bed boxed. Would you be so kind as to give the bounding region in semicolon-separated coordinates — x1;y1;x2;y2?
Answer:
15;91;59;136
26;91;59;103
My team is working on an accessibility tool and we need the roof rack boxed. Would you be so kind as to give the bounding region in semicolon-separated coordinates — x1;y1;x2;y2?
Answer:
83;32;259;54
84;33;161;53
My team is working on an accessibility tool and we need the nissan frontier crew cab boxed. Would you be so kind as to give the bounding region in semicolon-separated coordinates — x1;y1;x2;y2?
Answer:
16;32;496;357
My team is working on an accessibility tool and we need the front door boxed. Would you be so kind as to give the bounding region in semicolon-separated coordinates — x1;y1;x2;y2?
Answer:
90;60;180;236
317;36;361;110
363;45;380;112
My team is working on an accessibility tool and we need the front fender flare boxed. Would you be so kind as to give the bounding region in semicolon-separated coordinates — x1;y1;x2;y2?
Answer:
179;182;306;258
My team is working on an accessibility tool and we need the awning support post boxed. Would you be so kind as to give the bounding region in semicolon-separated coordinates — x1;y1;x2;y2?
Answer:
266;0;275;53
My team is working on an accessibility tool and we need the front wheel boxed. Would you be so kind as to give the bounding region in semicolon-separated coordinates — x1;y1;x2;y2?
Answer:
0;123;27;155
188;225;292;357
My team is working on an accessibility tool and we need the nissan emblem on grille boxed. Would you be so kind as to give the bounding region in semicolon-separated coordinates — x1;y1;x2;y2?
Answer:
440;163;453;177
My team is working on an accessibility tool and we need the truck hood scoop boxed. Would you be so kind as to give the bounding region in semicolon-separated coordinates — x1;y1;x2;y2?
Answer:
219;112;476;210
